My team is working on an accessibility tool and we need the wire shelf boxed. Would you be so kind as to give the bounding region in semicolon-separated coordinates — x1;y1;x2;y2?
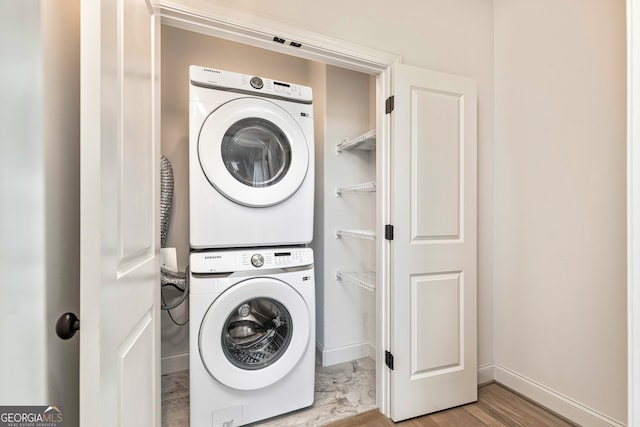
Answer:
335;228;376;240
336;270;376;292
336;129;376;153
335;181;377;197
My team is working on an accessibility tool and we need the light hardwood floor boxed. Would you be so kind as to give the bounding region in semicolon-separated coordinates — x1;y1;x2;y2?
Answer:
327;383;576;427
163;360;575;427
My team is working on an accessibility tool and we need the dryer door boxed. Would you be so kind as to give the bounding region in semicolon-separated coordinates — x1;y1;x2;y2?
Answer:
198;97;310;207
199;277;311;390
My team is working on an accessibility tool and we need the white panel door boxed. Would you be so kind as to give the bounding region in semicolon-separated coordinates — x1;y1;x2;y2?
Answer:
79;0;160;425
389;63;477;421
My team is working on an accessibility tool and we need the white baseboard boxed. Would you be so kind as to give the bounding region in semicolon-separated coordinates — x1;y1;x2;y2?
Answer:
161;352;189;375
161;353;622;426
315;341;323;365
477;363;495;386
493;364;625;427
317;341;375;366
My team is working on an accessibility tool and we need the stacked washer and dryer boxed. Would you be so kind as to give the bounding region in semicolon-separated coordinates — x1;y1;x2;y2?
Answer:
188;66;316;427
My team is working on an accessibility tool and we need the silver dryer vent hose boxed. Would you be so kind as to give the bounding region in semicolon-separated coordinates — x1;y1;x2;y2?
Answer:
160;155;187;296
160;155;174;248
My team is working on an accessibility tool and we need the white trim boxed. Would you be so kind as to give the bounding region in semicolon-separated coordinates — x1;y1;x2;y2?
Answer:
477;363;494;386
376;65;392;417
161;352;189;375
315;341;323;365
494;364;625;427
156;1;400;75
318;341;376;367
628;0;640;425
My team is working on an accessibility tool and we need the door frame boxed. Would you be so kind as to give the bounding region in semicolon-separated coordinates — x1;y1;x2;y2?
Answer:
155;0;400;416
628;0;640;424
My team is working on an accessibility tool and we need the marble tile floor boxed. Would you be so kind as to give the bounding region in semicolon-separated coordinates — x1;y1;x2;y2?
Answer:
161;357;376;427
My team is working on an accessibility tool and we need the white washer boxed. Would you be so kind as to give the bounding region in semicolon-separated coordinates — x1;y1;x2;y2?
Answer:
189;66;315;249
189;247;315;427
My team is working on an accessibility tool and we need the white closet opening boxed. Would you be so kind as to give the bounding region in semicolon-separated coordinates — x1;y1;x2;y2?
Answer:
160;23;380;423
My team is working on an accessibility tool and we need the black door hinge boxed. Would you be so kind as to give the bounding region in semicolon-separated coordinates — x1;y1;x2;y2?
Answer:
385;224;394;241
385;350;394;370
385;96;395;114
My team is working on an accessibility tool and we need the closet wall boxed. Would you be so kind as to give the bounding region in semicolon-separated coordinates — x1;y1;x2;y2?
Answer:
312;66;377;365
160;25;374;371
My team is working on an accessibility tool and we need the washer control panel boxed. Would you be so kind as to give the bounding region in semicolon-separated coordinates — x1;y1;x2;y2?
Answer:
191;247;313;273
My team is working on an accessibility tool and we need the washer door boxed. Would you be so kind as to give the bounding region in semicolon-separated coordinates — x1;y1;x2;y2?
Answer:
199;277;311;390
198;97;309;207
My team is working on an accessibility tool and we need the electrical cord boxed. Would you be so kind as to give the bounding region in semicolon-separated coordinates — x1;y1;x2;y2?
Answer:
161;291;189;326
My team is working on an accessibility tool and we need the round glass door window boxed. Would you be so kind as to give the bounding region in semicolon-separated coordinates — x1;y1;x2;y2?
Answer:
199;277;310;390
222;297;293;370
197;97;310;207
221;118;292;188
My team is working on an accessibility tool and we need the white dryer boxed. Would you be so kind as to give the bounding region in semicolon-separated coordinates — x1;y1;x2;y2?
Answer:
189;247;315;426
189;66;315;249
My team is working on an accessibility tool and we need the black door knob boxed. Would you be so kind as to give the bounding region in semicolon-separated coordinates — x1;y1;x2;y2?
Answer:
55;312;80;340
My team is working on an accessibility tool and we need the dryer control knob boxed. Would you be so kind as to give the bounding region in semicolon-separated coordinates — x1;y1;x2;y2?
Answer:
250;76;264;89
251;254;264;267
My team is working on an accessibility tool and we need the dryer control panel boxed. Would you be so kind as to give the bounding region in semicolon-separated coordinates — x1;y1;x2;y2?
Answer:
191;247;314;273
189;65;313;104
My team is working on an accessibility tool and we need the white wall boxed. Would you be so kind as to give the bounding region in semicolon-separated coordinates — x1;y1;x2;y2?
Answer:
0;0;46;405
628;1;640;424
493;0;627;424
308;62;328;351
0;1;80;425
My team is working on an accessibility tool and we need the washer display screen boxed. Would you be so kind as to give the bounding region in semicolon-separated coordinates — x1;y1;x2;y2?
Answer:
221;118;292;188
222;297;293;370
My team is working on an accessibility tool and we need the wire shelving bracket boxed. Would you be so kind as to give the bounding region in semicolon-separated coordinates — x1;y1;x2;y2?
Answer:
336;129;376;153
335;270;376;292
335;181;377;197
335;228;376;240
